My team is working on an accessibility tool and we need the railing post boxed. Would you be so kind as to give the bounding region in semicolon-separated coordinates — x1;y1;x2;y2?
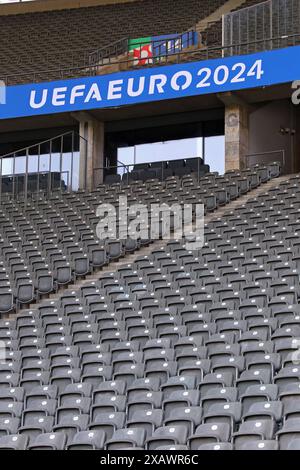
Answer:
70;131;74;192
0;157;2;205
270;0;273;50
37;144;40;199
60;134;64;194
48;138;53;197
222;14;225;57
12;153;16;200
24;147;29;207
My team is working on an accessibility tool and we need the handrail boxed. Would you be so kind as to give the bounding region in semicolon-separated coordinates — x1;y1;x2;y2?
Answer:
2;32;300;85
94;156;206;187
117;159;128;169
0;130;87;159
0;130;88;203
89;37;129;67
88;28;198;68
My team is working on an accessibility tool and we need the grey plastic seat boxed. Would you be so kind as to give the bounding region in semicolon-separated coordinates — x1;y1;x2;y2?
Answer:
127;409;163;437
146;425;189;450
28;432;67;450
236;440;279;450
89;412;126;440
240;384;278;414
0;387;24;403
0;292;14;315
188;422;231;449
0;402;23;419
198;372;233;394
274;366;300;390
0;417;20;436
156;444;189;450
203;402;242;429
0;434;28;450
93;380;126;401
178;359;210;381
50;368;81;391
194;442;233;450
127;378;161;400
106;428;146;450
22;399;57;425
113;363;144;386
53;414;89;442
284;439;300;450
164;406;202;435
201;387;238;414
236;369;271;395
127;391;162;419
276;418;300;449
25;385;58;407
233;420;276;448
56;397;91;420
59;383;92;403
91;395;126;418
18;416;55;443
160;375;196;399
67;430;106;450
242;401;283;423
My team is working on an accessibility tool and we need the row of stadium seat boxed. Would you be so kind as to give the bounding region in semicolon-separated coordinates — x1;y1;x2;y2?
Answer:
3;163;300;449
104;157;209;184
0;0;227;84
0;172;65;195
0;164;277;314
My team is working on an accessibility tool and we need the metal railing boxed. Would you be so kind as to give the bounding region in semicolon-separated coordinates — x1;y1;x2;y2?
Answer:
2;31;300;86
88;29;198;69
94;156;206;187
89;37;130;69
0;130;88;204
223;0;300;54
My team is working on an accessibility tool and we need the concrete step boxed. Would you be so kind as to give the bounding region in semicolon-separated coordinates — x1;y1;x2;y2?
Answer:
196;0;248;34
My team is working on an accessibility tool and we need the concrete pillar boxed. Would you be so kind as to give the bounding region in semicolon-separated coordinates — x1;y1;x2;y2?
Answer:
217;92;250;172
76;113;105;191
224;103;249;171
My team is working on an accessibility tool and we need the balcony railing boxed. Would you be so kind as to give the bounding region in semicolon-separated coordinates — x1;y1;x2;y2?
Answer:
0;131;88;204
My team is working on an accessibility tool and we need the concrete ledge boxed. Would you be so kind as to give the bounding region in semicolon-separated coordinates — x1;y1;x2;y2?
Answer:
0;0;138;16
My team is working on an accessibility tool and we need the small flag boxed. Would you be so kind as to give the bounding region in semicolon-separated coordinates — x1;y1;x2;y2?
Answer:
128;37;153;66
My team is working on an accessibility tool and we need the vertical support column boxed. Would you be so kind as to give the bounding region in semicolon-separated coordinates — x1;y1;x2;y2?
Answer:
225;103;249;171
79;120;88;190
78;115;105;191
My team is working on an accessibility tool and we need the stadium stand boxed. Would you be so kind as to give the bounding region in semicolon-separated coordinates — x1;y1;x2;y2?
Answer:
0;0;228;83
1;0;300;454
0;162;275;314
105;157;210;184
0;0;271;84
2;161;300;450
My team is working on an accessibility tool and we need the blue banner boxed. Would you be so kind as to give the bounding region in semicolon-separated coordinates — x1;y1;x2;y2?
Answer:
151;32;198;56
1;45;300;121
